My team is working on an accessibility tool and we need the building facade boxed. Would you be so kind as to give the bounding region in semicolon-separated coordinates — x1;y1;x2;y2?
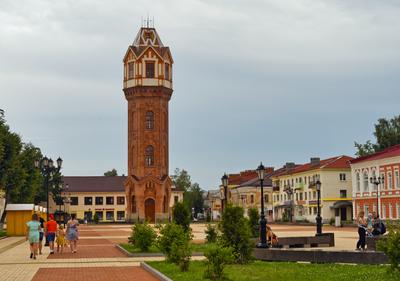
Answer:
350;144;400;220
123;26;174;222
60;176;184;222
272;156;353;225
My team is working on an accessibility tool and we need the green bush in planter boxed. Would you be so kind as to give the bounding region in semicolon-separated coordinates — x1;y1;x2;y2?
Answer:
204;244;234;281
205;224;218;243
377;221;400;274
129;222;157;252
157;223;193;271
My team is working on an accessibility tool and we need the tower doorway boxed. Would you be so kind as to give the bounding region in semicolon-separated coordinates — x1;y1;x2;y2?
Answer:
145;198;155;223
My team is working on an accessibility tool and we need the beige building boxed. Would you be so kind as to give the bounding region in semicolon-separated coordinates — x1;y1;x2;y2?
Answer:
272;156;354;225
230;175;274;221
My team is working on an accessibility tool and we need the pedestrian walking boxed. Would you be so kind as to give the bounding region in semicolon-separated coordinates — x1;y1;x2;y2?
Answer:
45;214;58;254
356;211;367;251
56;224;66;253
26;213;40;259
66;214;79;253
38;216;45;255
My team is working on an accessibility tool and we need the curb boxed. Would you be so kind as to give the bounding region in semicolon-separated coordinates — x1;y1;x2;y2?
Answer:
115;244;204;258
140;262;173;281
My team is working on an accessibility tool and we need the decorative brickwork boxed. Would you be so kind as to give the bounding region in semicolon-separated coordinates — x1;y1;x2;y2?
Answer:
123;27;173;222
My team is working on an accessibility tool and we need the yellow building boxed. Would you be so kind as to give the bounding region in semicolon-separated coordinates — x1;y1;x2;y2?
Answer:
271;156;354;225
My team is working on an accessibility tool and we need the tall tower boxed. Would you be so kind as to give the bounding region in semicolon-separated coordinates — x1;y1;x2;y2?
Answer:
123;26;173;222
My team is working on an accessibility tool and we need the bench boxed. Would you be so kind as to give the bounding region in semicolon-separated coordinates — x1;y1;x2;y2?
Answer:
276;233;335;248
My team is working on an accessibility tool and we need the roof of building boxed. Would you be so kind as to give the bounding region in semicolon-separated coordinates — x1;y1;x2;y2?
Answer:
6;204;35;211
350;144;400;164
236;166;289;188
62;176;127;193
227;168;274;186
272;155;353;177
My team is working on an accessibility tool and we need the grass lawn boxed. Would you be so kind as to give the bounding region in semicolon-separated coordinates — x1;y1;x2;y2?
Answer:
120;242;215;254
148;260;394;281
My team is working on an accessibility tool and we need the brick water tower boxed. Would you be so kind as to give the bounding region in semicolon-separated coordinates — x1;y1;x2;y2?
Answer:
122;25;173;222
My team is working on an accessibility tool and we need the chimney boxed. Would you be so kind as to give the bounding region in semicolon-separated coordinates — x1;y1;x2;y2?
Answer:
285;162;295;173
310;157;320;166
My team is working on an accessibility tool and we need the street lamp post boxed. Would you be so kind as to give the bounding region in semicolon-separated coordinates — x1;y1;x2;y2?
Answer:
34;156;63;221
315;180;323;236
369;175;384;217
221;173;228;213
256;162;268;248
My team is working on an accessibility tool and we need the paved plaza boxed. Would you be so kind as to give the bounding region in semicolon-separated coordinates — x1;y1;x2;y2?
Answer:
0;223;359;280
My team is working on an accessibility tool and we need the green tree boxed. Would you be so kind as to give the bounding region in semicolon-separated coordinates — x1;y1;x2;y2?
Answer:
247;207;260;238
355;115;400;157
171;168;192;192
184;182;204;217
173;201;191;232
104;168;118;176
219;205;253;264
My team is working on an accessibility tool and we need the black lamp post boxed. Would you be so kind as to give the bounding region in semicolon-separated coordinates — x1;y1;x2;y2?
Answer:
34;156;63;221
284;183;294;223
256;162;268;248
370;175;384;217
221;173;228;213
315;179;322;236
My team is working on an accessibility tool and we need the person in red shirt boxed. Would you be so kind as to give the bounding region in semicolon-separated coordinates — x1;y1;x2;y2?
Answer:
45;214;58;254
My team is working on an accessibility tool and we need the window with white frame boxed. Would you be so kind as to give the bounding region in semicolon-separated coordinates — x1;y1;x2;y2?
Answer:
339;173;346;181
363;172;369;192
373;204;376;213
371;170;377;191
389;203;393;219
382;204;386;219
381;173;386;189
388;171;393;189
356;172;360;192
395;170;399;189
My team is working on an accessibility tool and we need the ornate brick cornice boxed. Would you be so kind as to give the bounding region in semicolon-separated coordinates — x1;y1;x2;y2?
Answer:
124;86;173;101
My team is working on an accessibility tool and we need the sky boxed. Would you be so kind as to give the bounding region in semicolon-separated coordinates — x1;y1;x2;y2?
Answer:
1;0;400;190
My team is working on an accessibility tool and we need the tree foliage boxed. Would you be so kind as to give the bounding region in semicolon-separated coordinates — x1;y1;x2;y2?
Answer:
129;222;157;252
377;222;400;274
171;168;192;192
355;115;400;157
247;207;260;238
173;201;191;232
204;244;234;281
104;168;118;176
0;110;61;223
184;182;204;217
218;205;253;264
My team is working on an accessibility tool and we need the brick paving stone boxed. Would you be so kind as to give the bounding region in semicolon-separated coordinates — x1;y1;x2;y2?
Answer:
32;266;158;281
31;266;159;281
47;244;127;259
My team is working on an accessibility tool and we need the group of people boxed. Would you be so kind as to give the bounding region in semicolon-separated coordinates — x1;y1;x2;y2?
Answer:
25;213;80;259
356;211;386;251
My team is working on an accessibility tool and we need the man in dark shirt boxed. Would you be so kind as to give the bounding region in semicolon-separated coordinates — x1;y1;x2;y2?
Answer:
39;216;45;255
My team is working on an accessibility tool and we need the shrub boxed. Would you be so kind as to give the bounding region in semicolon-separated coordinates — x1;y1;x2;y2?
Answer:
204;244;234;281
173;202;191;232
377;221;400;274
128;222;156;252
247;207;260;238
93;213;99;224
219;205;253;264
206;211;211;222
157;223;193;271
205;224;218;243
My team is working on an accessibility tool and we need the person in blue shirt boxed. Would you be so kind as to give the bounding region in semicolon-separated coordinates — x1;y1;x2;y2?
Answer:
26;213;40;259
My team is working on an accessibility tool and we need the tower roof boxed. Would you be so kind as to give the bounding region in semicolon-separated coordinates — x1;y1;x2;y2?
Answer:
133;27;164;47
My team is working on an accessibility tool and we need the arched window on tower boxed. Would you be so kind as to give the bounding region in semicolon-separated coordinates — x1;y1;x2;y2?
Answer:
131;195;136;213
145;145;154;166
146;111;154;130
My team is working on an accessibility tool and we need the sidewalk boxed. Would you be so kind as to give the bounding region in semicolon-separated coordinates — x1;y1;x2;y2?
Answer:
0;226;165;281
